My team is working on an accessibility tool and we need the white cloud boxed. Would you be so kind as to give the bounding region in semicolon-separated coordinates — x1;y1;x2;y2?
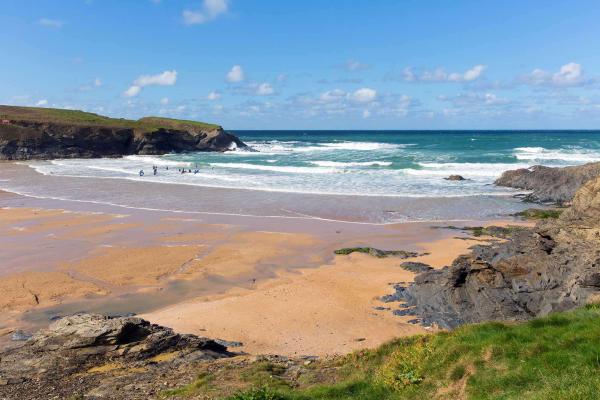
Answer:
183;0;229;25
553;62;584;85
521;62;589;87
438;92;509;106
226;65;245;83
124;70;177;97
123;86;141;97
462;65;487;81
344;59;370;71
39;18;63;28
207;91;221;100
350;88;377;103
397;65;487;83
256;83;274;96
319;89;346;102
35;99;48;106
134;70;177;87
160;97;169;105
79;77;103;91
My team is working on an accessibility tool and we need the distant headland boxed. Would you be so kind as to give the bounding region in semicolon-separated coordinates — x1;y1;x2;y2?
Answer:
0;105;246;160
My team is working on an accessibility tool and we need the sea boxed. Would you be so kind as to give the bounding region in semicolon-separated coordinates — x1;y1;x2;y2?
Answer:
4;130;600;224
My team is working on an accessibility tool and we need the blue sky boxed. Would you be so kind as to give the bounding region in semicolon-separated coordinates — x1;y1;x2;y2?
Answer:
2;0;600;129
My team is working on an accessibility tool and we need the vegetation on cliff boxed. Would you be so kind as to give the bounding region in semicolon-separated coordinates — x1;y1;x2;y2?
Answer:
0;105;221;133
169;305;600;400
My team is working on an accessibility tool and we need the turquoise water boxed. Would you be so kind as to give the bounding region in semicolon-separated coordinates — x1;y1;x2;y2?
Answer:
29;130;600;198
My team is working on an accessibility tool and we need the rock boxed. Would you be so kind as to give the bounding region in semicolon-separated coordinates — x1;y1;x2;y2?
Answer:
495;162;600;203
10;330;32;341
214;339;244;348
402;177;600;329
380;285;408;303
334;247;420;258
0;314;233;399
445;175;466;181
0;105;247;160
399;262;433;273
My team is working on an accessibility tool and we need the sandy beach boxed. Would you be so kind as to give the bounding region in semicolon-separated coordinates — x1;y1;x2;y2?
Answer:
0;166;533;355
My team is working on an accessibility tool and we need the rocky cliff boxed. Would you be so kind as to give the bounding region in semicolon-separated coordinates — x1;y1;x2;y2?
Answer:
398;176;600;329
0;105;246;160
495;161;600;203
0;314;233;399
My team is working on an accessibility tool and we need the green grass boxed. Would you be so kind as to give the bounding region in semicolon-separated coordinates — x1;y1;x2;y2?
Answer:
0;105;220;133
217;306;600;400
514;208;564;220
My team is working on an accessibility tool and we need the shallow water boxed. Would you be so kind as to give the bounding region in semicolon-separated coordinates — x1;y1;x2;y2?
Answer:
3;130;599;223
26;130;600;198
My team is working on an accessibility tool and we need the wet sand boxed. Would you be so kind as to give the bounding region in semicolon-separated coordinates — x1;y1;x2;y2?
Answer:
0;171;533;355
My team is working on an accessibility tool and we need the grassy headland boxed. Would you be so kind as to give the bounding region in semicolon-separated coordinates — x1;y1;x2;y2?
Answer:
166;305;600;400
0;105;220;133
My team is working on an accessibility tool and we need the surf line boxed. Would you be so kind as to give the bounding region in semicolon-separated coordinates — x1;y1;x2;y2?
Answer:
0;187;400;227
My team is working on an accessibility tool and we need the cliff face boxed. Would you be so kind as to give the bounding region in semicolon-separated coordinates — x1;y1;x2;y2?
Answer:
495;162;600;203
0;106;246;160
399;176;600;329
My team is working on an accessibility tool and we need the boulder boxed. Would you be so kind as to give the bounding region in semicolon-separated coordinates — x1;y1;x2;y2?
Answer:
0;314;233;399
444;175;466;181
401;177;600;329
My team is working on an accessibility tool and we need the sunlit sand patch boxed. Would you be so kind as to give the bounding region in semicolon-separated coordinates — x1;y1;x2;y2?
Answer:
0;271;108;312
144;251;429;356
61;245;206;286
182;231;321;279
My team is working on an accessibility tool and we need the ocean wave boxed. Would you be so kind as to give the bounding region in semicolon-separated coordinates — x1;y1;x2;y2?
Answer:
309;160;392;167
244;140;412;154
319;141;409;151
209;162;340;174
124;155;190;166
513;147;600;163
410;162;531;178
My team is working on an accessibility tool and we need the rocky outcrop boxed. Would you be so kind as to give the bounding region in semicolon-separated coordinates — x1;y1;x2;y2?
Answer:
398;177;600;329
495;162;600;203
444;175;466;181
0;314;233;399
0;106;246;160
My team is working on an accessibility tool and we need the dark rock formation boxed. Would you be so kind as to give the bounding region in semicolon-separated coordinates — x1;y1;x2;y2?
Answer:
495;162;600;203
0;314;233;399
399;261;433;273
444;175;466;181
0;106;246;160
401;177;600;329
334;247;421;258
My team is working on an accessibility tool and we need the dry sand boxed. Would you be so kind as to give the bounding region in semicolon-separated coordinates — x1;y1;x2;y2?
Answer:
142;232;486;356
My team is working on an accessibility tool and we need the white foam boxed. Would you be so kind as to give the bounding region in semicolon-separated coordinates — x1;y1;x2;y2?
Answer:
123;155;190;166
319;142;408;151
244;140;412;154
411;162;532;179
513;147;600;163
309;161;392;167
209;162;340;174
